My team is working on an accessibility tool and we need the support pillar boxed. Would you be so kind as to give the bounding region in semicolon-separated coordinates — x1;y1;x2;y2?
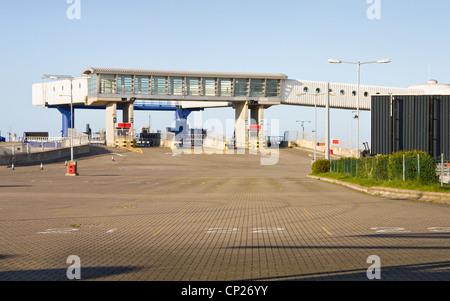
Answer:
174;108;192;148
105;102;117;147
250;105;264;151
57;106;74;138
234;101;249;151
122;102;135;142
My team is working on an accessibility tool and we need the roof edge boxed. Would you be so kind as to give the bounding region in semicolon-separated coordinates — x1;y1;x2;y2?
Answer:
82;67;288;79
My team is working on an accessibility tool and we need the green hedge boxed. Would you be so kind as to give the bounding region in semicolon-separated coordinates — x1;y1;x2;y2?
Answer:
330;151;437;184
311;159;330;174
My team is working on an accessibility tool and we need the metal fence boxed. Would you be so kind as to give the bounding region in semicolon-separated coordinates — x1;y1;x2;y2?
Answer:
0;132;90;157
330;153;440;183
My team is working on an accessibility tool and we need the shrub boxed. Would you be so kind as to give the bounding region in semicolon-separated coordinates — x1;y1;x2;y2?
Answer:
330;151;437;184
311;159;330;174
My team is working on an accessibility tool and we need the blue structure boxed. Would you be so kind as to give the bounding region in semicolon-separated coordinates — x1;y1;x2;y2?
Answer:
52;102;194;139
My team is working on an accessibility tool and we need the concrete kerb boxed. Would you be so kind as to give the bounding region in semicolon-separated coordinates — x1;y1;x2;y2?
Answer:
307;175;450;205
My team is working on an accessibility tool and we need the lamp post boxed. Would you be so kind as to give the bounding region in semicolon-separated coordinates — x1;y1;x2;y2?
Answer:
351;110;357;155
328;59;390;158
43;74;77;175
298;87;335;162
295;120;311;140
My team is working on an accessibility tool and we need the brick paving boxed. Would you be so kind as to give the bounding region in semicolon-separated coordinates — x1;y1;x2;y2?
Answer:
0;147;449;281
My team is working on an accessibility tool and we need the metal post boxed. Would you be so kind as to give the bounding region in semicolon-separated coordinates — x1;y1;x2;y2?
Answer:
314;95;317;162
417;154;420;179
403;154;406;182
70;77;74;162
325;82;330;160
441;153;444;188
356;62;361;159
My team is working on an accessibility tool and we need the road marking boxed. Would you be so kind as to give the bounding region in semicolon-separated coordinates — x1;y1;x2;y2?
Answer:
322;227;333;236
252;227;285;234
106;228;118;233
428;227;450;233
206;228;239;234
303;208;310;214
38;228;79;234
153;227;165;237
371;227;410;233
179;209;187;215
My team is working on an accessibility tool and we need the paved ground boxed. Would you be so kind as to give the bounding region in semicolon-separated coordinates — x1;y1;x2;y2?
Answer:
0;146;449;282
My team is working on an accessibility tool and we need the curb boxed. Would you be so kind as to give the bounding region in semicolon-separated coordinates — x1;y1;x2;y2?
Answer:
307;175;450;205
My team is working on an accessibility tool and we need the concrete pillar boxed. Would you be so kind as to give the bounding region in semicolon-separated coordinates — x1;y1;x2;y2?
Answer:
105;102;117;147
250;105;264;136
122;102;135;140
249;105;264;151
234;101;248;151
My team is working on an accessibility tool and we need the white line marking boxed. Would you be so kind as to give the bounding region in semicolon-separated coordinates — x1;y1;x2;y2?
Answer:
371;227;410;233
428;227;450;233
206;228;239;234
106;228;118;233
37;228;79;234
252;227;285;234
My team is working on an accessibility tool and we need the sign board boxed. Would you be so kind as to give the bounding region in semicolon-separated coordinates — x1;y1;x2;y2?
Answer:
248;125;262;130
332;139;340;145
117;123;132;129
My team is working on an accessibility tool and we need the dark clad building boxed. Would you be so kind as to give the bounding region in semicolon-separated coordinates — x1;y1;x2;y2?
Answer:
371;95;450;158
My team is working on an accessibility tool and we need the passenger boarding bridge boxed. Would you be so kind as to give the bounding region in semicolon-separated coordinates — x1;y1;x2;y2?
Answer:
32;67;431;148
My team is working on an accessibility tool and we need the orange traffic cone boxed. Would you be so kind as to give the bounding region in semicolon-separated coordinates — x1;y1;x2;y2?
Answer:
65;160;68;166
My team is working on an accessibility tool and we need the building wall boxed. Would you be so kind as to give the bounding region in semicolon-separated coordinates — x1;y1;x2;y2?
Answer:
371;95;450;158
282;79;424;110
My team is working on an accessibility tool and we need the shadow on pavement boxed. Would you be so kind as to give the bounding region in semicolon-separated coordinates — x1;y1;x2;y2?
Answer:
238;260;450;281
0;266;142;281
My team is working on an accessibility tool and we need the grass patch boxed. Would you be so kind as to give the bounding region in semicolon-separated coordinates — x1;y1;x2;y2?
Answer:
312;172;450;193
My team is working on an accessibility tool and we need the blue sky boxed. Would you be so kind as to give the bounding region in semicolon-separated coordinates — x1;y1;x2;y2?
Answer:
1;0;449;146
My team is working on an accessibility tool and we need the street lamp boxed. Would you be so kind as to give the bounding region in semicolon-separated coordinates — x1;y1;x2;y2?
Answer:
328;58;391;158
295;120;311;140
351;110;358;155
42;74;76;175
297;88;336;162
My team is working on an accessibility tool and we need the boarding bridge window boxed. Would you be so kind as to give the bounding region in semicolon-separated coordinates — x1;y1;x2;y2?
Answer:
250;79;264;97
135;76;150;94
169;77;183;96
186;77;201;96
99;74;116;94
234;78;249;97
203;78;216;96
118;75;133;94
88;74;98;95
265;79;280;97
152;76;167;95
218;78;232;97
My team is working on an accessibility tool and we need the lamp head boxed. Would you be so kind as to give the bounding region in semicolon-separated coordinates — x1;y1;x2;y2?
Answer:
328;59;342;64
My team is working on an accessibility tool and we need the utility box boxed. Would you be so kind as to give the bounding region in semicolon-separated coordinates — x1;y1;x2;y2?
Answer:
371;95;450;158
66;161;79;176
